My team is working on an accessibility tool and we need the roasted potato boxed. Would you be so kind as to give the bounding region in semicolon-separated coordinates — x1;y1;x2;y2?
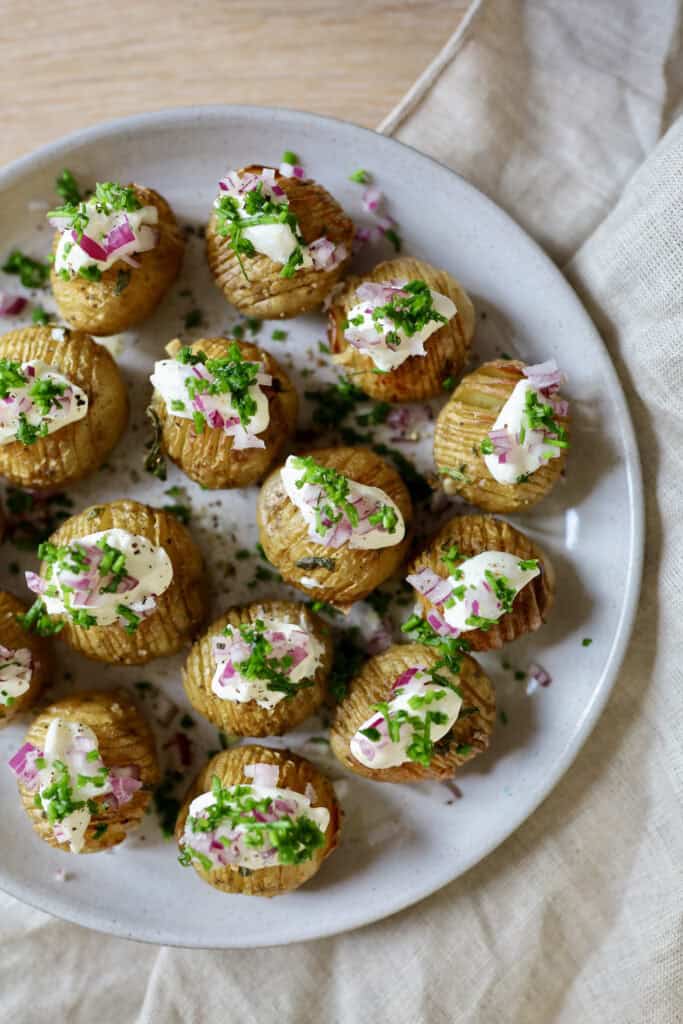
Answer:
257;446;413;611
327;258;475;401
15;689;159;853
407;514;555;651
50;185;184;335
434;359;569;512
330;643;495;782
26;499;207;664
175;744;340;896
0;591;53;725
183;600;332;735
150;337;298;489
0;325;128;489
206;164;354;318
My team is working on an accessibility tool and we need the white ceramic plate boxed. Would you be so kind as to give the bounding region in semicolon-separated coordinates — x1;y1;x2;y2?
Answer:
0;106;643;948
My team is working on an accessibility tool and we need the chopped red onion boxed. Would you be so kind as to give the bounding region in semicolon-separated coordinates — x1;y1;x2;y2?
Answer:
527;662;552;687
406;567;454;606
0;293;28;316
25;570;47;595
523;360;563;393
362;186;383;213
7;742;43;789
105;216;135;254
73;230;108;262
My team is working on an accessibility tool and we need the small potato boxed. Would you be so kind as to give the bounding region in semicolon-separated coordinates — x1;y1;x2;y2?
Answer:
183;600;332;735
0;591;53;725
17;689;159;853
32;499;207;664
330;643;495;782
0;326;128;490
206;164;354;319
257;446;413;611
407;514;555;652
434;360;569;513
150;337;298;489
175;744;340;897
50;185;184;335
327;257;475;401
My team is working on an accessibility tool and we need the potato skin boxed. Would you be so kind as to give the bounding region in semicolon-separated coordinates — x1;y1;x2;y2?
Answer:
50;185;184;335
39;499;207;664
408;514;555;652
257;446;414;611
0;326;128;489
183;600;332;735
327;258;475;402
206;165;354;319
18;689;159;853
175;744;340;897
330;643;495;782
151;337;299;489
0;591;53;725
434;359;569;513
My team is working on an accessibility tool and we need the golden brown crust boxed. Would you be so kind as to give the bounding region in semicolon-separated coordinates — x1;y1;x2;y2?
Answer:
175;744;340;896
50;185;184;335
433;360;569;513
150;337;299;489
0;326;128;489
407;514;555;652
19;689;160;853
206;165;354;319
257;446;414;611
0;591;53;725
41;499;207;664
182;600;332;735
327;258;475;401
330;643;495;782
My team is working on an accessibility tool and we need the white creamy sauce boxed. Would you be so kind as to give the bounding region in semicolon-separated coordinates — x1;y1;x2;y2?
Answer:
39;718;109;853
0;359;88;446
350;668;463;770
280;455;405;551
150;358;270;437
42;528;173;626
484;379;562;484
210;619;324;709
243;222;300;265
441;550;540;632
185;784;329;871
344;288;456;372
55;203;158;275
0;646;32;705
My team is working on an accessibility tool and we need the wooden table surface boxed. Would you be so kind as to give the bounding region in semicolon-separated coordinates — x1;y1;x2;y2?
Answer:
1;1;464;167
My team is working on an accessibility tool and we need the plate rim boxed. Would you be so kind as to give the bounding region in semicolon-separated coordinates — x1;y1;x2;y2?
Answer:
0;104;645;947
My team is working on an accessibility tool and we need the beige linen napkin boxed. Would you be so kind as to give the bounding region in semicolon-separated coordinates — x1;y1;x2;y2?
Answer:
2;3;682;1021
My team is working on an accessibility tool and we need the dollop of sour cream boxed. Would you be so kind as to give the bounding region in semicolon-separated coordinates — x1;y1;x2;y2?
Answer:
407;550;540;633
211;620;324;709
38;718;110;853
280;455;405;551
54;202;158;275
350;667;463;769
214;169;347;272
40;528;173;627
183;778;329;871
441;551;539;631
0;359;88;446
0;645;32;706
344;281;456;372
484;379;563;484
150;357;270;449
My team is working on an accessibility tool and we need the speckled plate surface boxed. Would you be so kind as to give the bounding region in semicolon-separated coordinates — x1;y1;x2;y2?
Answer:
0;106;643;948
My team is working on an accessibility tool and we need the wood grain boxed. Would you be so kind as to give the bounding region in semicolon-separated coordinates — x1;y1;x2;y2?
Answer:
0;1;465;166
